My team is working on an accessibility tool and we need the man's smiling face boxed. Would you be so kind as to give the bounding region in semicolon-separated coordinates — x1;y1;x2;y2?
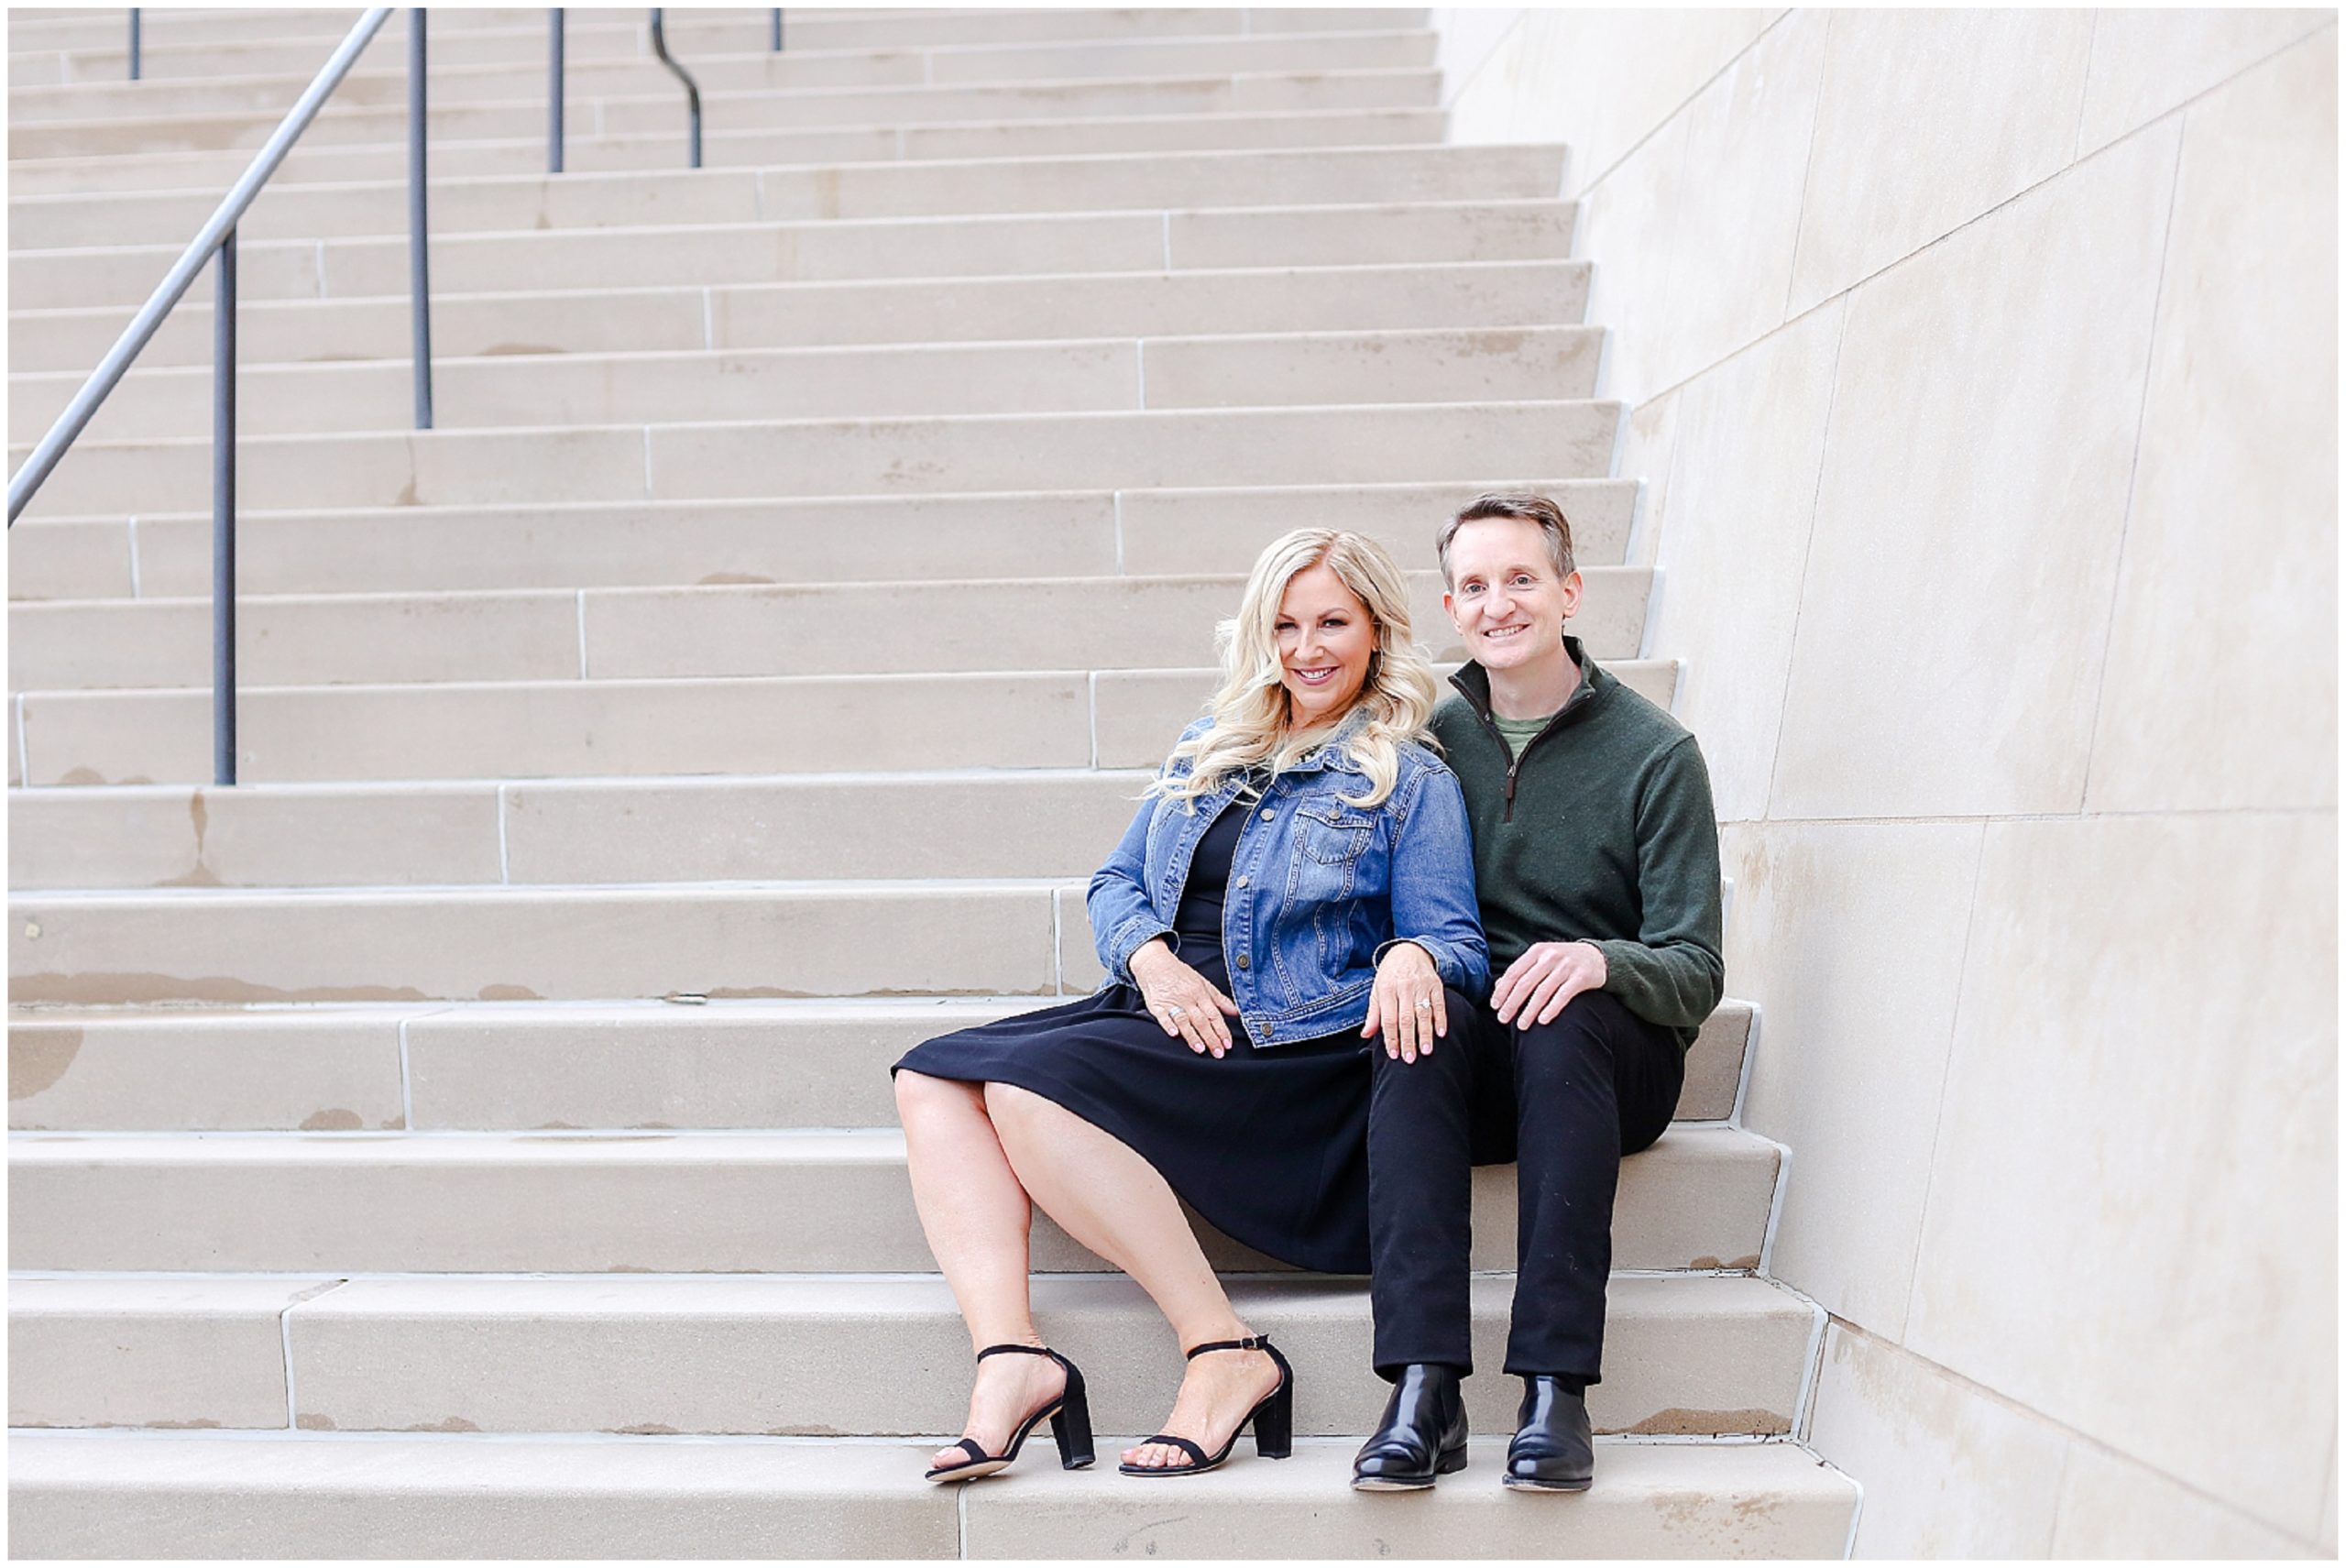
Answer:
1442;514;1582;674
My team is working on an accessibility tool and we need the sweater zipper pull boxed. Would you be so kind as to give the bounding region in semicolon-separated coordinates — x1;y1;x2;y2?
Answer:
1503;767;1518;824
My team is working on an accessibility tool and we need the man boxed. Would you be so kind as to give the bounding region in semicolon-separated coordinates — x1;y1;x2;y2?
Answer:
1353;492;1725;1492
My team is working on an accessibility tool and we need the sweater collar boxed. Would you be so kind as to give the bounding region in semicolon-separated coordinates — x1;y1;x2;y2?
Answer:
1450;633;1609;726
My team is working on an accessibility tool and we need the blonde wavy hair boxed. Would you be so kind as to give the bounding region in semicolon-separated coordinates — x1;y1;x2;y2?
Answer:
1156;529;1439;810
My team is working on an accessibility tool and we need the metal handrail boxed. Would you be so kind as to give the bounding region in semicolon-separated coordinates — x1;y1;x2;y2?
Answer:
647;8;702;169
771;8;784;51
127;8;142;81
409;8;434;429
548;8;565;173
8;9;396;523
7;7;409;789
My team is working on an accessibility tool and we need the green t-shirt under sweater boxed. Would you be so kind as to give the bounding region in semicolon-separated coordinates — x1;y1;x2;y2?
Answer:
1492;712;1553;759
1428;635;1726;1047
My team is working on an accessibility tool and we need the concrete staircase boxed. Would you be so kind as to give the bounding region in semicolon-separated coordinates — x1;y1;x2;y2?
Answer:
7;7;1858;1556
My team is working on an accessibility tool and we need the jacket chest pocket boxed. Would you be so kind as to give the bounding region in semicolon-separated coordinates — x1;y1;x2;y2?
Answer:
1295;799;1376;865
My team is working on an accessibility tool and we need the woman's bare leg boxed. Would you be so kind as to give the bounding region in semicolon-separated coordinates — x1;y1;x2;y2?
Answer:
894;1069;1066;1469
983;1082;1282;1470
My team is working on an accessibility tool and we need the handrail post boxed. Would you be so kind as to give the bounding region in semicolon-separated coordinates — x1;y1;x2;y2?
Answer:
548;9;565;173
770;9;783;50
213;229;238;787
647;10;702;170
409;7;434;429
127;8;142;80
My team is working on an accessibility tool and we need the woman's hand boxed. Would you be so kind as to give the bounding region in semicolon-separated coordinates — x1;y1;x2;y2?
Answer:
1130;938;1241;1058
1363;941;1447;1062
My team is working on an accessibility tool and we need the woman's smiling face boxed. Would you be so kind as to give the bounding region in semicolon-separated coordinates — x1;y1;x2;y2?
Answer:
1275;560;1377;729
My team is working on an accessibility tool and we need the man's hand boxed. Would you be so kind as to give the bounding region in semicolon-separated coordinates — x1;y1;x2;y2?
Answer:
1491;941;1608;1027
1363;941;1447;1062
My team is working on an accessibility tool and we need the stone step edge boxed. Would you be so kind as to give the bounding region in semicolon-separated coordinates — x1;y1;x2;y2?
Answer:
14;647;1670;699
13;193;1575;266
3;1431;1859;1563
11;111;1452;177
8;106;1449;184
8;395;1613;463
3;63;1443;158
7;469;1628;530
9;1273;1814;1438
7;322;1606;389
5;31;1441;118
8;23;1437;90
7;256;1588;328
6;558;1636;613
9;137;1560;219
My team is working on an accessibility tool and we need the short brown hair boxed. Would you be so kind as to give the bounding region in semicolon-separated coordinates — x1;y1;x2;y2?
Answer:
1435;492;1575;587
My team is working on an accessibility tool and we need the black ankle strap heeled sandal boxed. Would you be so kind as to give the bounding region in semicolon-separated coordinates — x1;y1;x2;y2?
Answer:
1117;1334;1294;1478
924;1343;1096;1484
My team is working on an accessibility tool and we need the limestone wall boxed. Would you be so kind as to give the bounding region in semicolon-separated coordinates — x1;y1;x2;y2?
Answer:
1436;9;2337;1555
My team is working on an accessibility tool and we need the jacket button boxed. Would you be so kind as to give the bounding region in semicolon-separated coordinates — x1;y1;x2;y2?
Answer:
1236;953;1251;969
1259;808;1274;820
1235;875;1249;888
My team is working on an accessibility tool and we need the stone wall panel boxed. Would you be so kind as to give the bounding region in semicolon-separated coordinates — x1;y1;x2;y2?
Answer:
1723;819;1981;1335
2084;30;2339;813
1770;123;2178;819
1908;812;2337;1531
1788;9;2095;313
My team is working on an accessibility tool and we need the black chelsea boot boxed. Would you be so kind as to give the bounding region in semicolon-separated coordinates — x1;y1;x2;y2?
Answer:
1504;1375;1595;1491
1350;1363;1469;1490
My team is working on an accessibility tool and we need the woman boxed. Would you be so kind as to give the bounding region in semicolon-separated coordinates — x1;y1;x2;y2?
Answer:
892;528;1486;1482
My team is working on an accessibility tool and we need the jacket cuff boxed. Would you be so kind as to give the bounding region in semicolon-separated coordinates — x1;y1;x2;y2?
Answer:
1374;936;1461;992
1110;918;1178;984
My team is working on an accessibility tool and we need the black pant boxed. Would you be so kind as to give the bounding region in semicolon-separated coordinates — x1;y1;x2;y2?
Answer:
1366;986;1684;1382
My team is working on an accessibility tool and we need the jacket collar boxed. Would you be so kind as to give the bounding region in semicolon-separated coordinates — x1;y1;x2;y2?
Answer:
1449;633;1609;726
1284;701;1375;775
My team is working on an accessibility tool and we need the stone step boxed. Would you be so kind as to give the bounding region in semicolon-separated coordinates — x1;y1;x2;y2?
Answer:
5;105;1450;195
9;29;1438;126
9;252;1587;377
8;880;1089;1006
5;1124;1781;1272
10;1272;1812;1439
5;1430;1856;1558
8;143;1560;251
12;398;1618;519
6;996;1751;1131
10;198;1576;311
12;324;1605;444
8;474;1632;602
10;9;1428;81
11;657;1678;788
6;562;1645;692
7;66;1441;160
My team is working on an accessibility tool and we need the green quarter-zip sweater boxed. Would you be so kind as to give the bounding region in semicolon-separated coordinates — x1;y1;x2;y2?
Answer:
1428;635;1726;1047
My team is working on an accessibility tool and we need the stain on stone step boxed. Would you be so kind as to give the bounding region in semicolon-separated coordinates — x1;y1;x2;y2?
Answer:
299;1109;363;1131
9;1025;83;1099
1624;1406;1786;1437
11;972;431;1005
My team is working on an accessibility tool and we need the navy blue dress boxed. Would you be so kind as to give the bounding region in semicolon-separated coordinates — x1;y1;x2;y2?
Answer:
893;785;1373;1274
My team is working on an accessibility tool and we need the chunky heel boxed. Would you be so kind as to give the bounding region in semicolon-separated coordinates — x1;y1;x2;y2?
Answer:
1251;1376;1293;1460
1051;1363;1096;1470
924;1343;1091;1485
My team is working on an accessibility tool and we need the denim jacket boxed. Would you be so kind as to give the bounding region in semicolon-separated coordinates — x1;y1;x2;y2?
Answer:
1088;717;1489;1047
